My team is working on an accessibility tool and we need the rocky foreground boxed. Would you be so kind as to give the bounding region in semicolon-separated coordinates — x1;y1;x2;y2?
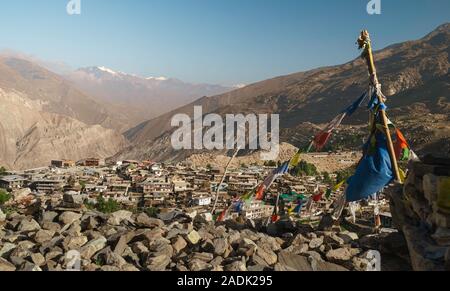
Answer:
0;199;409;272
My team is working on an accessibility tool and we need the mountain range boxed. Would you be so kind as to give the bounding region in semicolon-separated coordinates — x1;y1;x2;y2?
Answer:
0;23;448;170
66;67;234;129
113;23;450;164
0;57;128;169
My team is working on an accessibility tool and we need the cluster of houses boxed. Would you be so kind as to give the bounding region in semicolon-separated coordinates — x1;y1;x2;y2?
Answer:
0;158;355;222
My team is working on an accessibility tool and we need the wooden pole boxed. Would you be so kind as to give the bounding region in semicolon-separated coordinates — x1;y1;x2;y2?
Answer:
358;30;401;183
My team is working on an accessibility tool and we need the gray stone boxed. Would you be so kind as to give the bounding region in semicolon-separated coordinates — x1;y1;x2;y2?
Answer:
309;237;324;249
283;243;309;255
305;251;324;263
83;216;99;230
149;238;173;258
131;241;149;255
100;265;120;272
34;229;55;244
113;231;136;255
108;210;133;226
10;245;31;260
30;253;46;267
41;211;58;223
191;252;214;262
45;250;63;262
200;239;215;253
18;218;41;232
0;208;5;222
224;260;247;271
136;213;164;228
122;264;140;271
65;222;82;237
240;238;257;249
80;236;107;259
251;254;269;267
186;230;201;245
277;252;313;271
314;261;349;271
256;245;277;266
210;256;224;267
189;259;212;271
41;221;61;233
62;235;88;251
146;254;171;271
291;234;310;246
227;231;241;245
59;212;82;225
20;262;42;271
104;248;128;268
352;256;370;271
326;248;353;263
248;264;267;272
0;257;16;271
0;243;16;258
324;232;345;246
213;238;227;256
172;236;187;253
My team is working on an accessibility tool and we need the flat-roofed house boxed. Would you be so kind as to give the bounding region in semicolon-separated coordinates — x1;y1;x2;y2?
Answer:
30;179;64;194
0;175;27;190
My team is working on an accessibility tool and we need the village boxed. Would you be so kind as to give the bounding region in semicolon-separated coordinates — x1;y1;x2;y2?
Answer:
0;154;391;229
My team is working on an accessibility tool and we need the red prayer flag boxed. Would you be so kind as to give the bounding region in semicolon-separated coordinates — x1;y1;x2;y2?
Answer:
394;129;409;160
313;192;323;202
314;132;332;151
216;210;226;222
271;215;280;223
255;185;266;200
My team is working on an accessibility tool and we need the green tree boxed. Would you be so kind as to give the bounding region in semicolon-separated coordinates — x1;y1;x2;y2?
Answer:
79;181;87;191
292;161;318;177
322;172;333;185
145;207;160;218
0;190;11;205
335;166;356;183
0;166;7;176
95;195;121;214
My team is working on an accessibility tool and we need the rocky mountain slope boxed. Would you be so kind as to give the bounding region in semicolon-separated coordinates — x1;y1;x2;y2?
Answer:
114;24;449;164
0;58;128;170
67;67;233;126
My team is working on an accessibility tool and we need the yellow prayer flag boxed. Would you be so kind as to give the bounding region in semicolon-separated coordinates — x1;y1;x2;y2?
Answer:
333;180;346;192
289;152;302;168
399;168;407;185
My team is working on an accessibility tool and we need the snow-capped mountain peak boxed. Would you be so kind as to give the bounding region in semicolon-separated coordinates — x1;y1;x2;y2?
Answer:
146;76;169;81
97;66;119;76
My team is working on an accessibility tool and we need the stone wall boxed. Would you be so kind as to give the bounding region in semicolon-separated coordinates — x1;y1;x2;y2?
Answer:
388;155;450;271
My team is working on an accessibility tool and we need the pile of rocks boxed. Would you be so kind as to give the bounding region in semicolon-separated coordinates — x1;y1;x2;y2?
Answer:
0;203;381;271
388;155;450;271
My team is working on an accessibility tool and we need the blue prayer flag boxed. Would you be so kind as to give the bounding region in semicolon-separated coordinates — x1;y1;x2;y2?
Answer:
345;133;394;202
344;92;368;116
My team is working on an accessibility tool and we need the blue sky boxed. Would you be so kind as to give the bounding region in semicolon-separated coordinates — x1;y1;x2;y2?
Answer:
0;0;449;86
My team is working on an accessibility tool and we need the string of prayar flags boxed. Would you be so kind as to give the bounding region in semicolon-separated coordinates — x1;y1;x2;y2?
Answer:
214;30;419;225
